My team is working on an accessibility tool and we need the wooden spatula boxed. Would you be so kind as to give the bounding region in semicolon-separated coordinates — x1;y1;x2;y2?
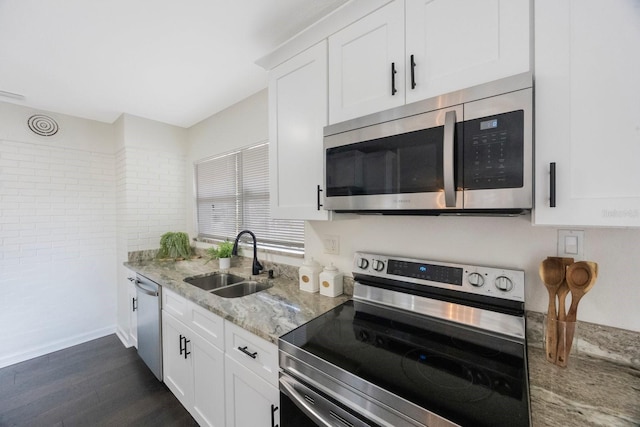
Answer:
539;257;565;363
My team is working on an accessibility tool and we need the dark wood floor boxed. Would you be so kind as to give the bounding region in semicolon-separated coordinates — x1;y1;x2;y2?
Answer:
0;334;198;426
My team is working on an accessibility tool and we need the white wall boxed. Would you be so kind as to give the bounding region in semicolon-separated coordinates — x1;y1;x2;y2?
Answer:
0;102;117;368
114;114;187;346
307;215;640;332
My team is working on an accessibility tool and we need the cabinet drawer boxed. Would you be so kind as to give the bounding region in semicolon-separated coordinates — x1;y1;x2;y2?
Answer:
163;288;188;320
224;321;278;387
188;301;224;350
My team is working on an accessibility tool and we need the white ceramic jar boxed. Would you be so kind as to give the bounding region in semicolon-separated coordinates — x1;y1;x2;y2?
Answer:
319;263;343;297
299;258;322;293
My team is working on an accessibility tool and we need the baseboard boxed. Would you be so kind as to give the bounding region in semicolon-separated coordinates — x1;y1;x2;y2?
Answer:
0;325;117;369
116;326;135;349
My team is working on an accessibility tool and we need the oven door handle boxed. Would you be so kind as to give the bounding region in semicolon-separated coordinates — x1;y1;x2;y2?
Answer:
279;376;338;427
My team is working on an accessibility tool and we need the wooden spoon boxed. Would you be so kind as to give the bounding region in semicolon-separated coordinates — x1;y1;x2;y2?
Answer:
539;257;565;363
560;261;598;366
552;257;574;365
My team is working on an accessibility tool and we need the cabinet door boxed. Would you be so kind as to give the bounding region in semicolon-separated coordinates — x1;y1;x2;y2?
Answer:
269;40;330;220
127;279;138;348
534;0;640;226
191;333;225;427
224;355;280;427
162;311;193;408
405;0;531;104
328;0;405;124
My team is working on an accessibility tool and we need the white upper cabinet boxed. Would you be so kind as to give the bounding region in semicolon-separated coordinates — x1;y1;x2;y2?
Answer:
329;0;531;124
268;41;330;220
328;0;405;124
405;0;530;104
534;0;640;227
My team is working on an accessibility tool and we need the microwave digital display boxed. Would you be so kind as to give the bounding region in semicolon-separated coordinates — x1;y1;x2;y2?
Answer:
480;119;498;130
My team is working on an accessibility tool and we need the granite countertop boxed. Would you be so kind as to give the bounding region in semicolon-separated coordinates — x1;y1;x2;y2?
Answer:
124;257;350;344
526;312;640;427
125;256;640;426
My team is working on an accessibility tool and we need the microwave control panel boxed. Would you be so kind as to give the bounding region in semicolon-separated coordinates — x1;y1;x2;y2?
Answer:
464;110;524;190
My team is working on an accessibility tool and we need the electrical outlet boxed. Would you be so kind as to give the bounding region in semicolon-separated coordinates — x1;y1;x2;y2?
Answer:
557;229;585;260
323;235;340;255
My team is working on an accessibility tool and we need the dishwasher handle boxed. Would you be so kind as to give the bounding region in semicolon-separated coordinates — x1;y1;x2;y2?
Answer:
134;280;159;297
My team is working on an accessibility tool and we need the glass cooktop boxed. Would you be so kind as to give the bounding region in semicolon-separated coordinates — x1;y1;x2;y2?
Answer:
280;300;530;427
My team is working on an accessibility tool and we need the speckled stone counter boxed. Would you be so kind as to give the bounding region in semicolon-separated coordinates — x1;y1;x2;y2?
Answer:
526;312;640;427
124;257;350;345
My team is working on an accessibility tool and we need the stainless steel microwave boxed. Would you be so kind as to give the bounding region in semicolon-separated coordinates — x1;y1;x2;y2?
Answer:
323;73;533;215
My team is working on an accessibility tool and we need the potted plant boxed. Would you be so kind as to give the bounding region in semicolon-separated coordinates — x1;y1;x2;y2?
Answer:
206;240;234;270
157;232;192;261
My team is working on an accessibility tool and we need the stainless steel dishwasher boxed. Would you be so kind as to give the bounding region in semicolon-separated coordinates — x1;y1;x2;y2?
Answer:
134;274;162;380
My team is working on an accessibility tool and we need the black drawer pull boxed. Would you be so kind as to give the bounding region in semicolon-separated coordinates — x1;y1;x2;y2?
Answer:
238;346;257;359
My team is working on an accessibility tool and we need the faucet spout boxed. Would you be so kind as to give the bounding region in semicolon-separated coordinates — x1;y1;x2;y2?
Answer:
232;230;263;275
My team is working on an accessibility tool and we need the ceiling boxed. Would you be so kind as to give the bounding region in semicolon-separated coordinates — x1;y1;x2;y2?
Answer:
0;0;348;128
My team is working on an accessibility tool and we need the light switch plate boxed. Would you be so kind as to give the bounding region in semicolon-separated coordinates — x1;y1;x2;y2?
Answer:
557;229;585;260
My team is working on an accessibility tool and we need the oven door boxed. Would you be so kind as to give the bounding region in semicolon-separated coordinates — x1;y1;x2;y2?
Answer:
280;372;382;427
323;105;463;212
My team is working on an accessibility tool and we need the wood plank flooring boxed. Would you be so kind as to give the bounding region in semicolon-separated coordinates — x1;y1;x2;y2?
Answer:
0;334;198;426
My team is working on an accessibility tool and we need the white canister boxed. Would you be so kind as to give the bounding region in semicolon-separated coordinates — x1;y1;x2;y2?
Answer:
319;263;343;297
299;258;322;293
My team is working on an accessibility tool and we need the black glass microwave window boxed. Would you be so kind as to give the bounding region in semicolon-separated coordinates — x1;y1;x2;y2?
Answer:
326;126;446;197
463;110;524;190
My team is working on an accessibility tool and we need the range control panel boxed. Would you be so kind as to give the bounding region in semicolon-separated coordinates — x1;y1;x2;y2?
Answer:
353;252;525;302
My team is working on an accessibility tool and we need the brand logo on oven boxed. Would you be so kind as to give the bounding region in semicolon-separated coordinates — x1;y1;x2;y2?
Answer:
396;199;410;204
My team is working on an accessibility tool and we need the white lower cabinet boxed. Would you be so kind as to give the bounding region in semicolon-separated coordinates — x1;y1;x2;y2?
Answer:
224;355;280;427
162;290;225;427
126;276;138;348
224;320;280;427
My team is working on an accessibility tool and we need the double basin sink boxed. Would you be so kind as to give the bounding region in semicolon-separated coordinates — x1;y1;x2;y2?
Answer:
184;272;272;298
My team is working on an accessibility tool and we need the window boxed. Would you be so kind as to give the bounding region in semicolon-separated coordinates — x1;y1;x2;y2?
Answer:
195;142;304;252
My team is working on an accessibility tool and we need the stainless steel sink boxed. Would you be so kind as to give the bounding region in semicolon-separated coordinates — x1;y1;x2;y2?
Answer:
184;272;245;291
209;281;273;298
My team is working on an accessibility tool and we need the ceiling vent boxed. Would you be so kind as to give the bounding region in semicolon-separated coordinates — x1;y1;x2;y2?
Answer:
27;114;59;137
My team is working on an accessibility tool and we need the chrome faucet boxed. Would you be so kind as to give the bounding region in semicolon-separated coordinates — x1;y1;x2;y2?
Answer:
232;230;263;275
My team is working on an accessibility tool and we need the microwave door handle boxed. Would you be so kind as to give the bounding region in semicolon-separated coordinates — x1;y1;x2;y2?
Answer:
443;110;456;207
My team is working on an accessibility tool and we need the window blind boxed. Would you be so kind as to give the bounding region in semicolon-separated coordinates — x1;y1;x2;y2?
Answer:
195;142;304;251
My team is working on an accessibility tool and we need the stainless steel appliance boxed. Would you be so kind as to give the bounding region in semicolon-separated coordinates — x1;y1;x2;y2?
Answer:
279;252;530;426
323;73;533;215
134;274;163;381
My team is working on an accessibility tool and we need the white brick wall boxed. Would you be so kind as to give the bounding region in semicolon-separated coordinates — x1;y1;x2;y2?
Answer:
0;139;117;367
116;146;187;252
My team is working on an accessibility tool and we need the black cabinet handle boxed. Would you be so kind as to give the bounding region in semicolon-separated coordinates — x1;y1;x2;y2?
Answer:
271;404;279;427
391;62;398;95
183;338;191;359
179;334;185;356
132;297;137;312
238;346;258;359
550;162;556;208
410;54;416;89
316;185;323;211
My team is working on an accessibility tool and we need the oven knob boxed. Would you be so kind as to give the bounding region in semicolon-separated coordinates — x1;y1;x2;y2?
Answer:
359;330;370;342
357;258;369;270
372;259;385;272
494;276;514;292
468;272;485;287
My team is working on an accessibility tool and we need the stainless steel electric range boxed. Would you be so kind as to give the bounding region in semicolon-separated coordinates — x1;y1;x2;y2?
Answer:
279;252;530;427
